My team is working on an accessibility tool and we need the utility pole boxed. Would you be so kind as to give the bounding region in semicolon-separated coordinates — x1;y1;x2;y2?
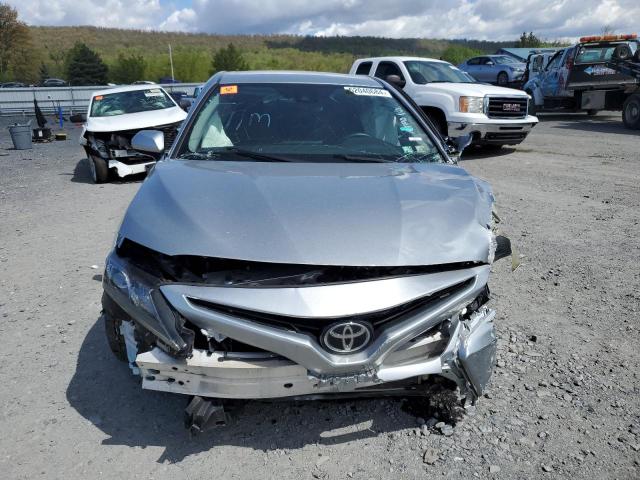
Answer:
168;44;175;81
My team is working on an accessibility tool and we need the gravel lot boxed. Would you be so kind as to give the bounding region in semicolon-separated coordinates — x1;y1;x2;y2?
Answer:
0;113;638;479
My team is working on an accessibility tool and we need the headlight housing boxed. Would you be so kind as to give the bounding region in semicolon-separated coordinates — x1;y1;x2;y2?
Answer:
459;96;485;114
104;254;157;318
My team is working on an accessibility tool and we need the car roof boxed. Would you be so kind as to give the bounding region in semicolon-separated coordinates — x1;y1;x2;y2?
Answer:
217;70;383;87
91;84;165;96
355;56;449;64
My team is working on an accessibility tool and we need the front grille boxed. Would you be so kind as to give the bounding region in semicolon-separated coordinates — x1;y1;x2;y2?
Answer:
189;278;473;339
159;125;179;149
486;97;528;119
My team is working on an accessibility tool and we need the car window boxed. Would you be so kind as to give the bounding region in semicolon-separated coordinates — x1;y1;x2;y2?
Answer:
374;62;405;81
575;44;628;64
480;57;492;65
494;56;519;64
546;52;563;71
179;83;444;164
355;62;373;75
466;57;480;65
404;61;476;84
90;88;175;117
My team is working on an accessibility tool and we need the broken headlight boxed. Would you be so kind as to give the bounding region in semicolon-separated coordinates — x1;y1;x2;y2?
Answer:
104;253;157;319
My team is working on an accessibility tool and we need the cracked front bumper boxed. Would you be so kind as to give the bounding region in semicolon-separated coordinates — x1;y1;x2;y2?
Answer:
133;306;496;401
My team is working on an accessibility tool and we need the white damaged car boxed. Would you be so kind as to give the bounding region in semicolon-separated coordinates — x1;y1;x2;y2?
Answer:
79;85;187;183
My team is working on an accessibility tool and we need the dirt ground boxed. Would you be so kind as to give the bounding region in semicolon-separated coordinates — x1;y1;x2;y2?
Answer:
0;113;638;480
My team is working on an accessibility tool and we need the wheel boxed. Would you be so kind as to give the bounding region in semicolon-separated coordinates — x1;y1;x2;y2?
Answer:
497;72;509;86
622;95;640;129
587;109;598;116
525;90;537;116
88;155;110;183
613;44;632;60
103;313;128;362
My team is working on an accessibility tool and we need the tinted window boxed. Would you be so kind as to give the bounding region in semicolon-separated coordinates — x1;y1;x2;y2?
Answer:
493;56;519;64
466;57;481;65
374;62;405;81
480;57;492;65
575;44;630;64
179;83;444;164
90;88;175;117
355;62;372;75
404;61;476;84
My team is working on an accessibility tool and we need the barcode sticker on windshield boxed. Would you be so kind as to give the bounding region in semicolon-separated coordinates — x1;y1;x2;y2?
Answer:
344;86;391;97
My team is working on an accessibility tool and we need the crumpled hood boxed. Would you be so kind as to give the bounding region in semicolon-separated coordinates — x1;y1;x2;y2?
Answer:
423;82;529;97
119;160;494;267
85;106;187;133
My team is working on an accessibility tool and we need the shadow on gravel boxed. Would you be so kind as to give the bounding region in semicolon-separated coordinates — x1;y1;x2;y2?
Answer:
549;118;635;135
67;318;447;464
460;146;516;162
69;158;147;184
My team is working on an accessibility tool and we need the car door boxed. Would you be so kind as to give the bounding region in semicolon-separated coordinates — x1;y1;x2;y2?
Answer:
541;51;564;97
463;57;481;79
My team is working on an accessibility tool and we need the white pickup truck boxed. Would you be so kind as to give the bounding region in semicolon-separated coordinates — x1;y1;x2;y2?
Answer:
350;56;538;148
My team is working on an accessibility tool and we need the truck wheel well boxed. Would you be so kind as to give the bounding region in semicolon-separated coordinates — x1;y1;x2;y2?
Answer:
421;107;448;136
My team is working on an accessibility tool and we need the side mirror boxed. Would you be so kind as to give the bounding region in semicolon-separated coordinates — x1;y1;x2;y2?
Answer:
455;134;473;152
445;134;473;162
131;130;164;154
486;61;494;66
385;74;406;89
179;98;191;111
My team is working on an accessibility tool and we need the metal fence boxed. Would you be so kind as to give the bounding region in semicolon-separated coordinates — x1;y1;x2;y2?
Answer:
0;84;200;116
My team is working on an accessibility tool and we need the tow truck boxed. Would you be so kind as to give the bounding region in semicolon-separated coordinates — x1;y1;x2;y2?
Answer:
524;34;639;123
606;53;640;129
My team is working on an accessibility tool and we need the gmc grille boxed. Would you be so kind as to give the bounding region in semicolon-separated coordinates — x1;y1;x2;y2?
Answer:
486;97;528;119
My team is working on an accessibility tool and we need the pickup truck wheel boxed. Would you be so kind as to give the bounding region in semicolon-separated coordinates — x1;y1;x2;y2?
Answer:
622;95;640;129
89;155;110;184
497;72;509;86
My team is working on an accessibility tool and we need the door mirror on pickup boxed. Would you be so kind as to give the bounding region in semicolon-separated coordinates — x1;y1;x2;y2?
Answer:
385;75;406;89
131;130;165;154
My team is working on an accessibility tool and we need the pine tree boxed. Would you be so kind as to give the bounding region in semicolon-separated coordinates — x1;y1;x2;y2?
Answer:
111;53;146;84
211;43;249;74
66;42;108;86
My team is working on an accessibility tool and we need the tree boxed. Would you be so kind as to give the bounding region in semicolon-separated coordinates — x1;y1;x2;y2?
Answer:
39;62;50;83
66;42;108;85
0;3;38;82
441;45;483;65
110;52;146;84
516;32;542;48
211;43;249;74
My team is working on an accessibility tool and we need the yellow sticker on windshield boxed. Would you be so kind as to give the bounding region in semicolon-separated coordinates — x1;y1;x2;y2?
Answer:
220;85;238;95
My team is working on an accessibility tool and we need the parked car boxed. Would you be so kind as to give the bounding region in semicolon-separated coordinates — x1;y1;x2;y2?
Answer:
132;80;157;85
524;34;639;116
0;82;26;88
79;85;187;183
350;56;537;148
41;78;68;87
459;55;526;86
101;71;513;432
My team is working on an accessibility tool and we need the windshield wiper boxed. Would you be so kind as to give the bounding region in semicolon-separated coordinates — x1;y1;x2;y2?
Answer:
333;154;394;163
221;147;290;162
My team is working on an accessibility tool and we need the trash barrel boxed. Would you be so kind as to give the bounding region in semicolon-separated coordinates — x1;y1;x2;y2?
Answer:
8;122;33;150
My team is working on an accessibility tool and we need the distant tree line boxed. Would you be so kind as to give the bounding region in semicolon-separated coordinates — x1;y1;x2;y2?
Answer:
0;2;569;85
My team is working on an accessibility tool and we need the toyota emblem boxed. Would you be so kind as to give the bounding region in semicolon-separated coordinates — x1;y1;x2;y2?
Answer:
321;321;373;354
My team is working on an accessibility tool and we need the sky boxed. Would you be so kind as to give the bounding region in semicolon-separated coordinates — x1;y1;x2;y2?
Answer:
8;0;640;41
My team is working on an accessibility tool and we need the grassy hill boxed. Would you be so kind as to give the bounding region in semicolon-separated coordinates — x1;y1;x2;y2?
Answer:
29;26;514;83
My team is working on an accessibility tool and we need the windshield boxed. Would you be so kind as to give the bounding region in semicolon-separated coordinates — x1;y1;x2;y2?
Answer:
177;83;444;164
493;56;519;65
90;88;175;117
404;61;475;84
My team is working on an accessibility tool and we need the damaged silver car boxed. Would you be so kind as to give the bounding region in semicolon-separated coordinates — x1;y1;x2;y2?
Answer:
101;71;512;431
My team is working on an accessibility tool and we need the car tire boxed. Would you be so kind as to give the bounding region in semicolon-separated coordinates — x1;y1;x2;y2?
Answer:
613;44;632;61
497;72;509;86
622;94;640;129
104;313;128;362
587;109;598;116
89;155;110;184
